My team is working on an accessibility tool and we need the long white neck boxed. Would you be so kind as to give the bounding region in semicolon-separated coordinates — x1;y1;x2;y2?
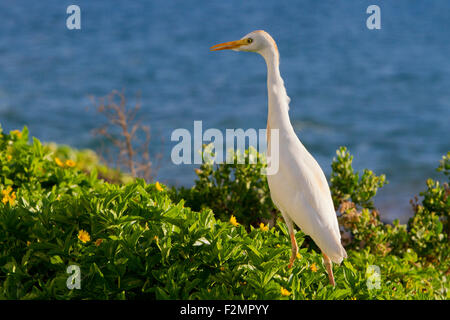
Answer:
260;47;293;145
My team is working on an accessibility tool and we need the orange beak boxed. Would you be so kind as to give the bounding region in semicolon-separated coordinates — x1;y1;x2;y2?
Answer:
210;39;248;51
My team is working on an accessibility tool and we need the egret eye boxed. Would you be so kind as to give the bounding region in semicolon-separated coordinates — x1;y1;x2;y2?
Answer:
247;38;253;44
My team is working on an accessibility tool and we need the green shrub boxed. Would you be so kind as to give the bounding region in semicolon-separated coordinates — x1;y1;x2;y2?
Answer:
330;146;387;210
45;143;133;184
329;147;408;255
437;152;450;178
170;145;277;228
0;126;448;300
408;152;449;262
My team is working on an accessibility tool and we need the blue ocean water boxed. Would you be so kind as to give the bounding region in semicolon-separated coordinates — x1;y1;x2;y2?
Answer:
0;1;449;222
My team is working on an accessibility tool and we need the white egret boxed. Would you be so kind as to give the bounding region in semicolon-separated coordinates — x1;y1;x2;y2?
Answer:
210;30;347;286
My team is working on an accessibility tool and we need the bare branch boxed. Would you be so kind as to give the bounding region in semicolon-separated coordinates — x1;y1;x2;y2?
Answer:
89;90;162;182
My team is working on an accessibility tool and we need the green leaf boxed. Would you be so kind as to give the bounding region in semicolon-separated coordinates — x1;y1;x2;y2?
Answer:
50;255;64;265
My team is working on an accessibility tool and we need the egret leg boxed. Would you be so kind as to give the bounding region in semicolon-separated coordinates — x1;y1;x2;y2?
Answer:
288;231;298;269
281;216;298;269
322;253;335;286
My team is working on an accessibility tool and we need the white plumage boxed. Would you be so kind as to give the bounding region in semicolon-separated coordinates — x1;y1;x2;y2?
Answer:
211;30;346;286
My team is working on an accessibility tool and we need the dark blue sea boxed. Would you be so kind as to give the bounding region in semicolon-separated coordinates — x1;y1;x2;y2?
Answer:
1;1;449;222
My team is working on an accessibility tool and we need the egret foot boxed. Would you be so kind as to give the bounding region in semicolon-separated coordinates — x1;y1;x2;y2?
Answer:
322;253;335;286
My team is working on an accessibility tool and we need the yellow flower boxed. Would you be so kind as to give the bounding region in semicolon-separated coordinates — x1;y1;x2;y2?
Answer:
26;241;31;246
77;230;90;243
350;297;357;300
280;287;291;296
65;159;76;167
11;130;22;138
2;186;12;196
95;238;103;246
1;187;16;206
1;188;10;203
8;192;16;205
259;222;269;232
55;157;64;168
220;266;225;271
310;263;318;272
155;181;164;192
296;253;302;260
276;244;281;248
229;215;239;227
6;154;12;161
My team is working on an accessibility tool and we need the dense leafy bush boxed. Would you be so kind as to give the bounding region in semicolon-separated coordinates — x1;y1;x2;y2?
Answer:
170;146;277;228
408;152;449;261
0;126;448;299
45;142;133;184
327;147;408;256
330;147;387;210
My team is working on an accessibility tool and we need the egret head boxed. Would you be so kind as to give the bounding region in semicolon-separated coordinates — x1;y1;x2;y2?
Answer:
210;30;278;55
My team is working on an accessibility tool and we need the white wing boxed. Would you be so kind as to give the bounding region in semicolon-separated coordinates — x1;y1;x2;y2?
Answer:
268;130;347;264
